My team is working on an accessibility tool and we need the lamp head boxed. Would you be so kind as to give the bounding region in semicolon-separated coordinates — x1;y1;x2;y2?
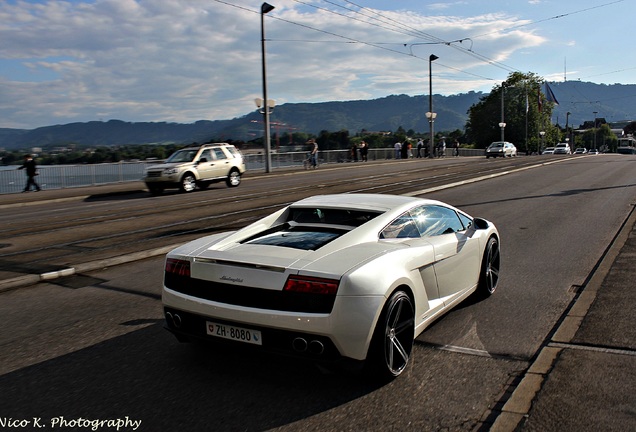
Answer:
429;54;439;62
262;2;275;14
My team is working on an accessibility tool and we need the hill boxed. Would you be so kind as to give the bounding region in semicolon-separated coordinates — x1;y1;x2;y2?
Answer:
1;81;634;149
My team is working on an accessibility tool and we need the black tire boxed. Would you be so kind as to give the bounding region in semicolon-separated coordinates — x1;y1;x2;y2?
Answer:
477;236;500;297
366;290;415;380
180;172;196;193
226;169;241;187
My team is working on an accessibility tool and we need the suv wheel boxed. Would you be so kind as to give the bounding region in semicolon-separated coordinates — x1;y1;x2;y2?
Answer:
226;169;241;187
180;173;197;193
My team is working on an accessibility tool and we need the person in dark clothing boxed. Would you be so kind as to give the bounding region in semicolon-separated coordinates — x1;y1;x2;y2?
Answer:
18;154;41;192
359;141;368;162
400;141;409;159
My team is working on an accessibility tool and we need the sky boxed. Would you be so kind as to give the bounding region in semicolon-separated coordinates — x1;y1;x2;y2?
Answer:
0;0;633;129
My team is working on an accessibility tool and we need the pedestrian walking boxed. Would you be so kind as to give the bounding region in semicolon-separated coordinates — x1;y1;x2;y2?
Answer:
401;140;409;159
308;139;318;168
359;141;368;162
17;154;41;192
394;141;402;159
416;139;423;158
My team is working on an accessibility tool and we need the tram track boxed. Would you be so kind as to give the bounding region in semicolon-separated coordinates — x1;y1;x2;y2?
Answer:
0;157;524;238
0;157;548;277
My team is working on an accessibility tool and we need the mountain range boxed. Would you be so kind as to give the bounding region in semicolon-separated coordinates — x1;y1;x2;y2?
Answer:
1;81;634;150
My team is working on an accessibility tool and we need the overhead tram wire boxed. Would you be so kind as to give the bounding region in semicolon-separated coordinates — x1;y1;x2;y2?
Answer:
290;0;440;42
214;0;624;81
211;0;501;81
343;2;520;73
466;0;626;41
338;0;629;75
306;0;520;73
287;0;515;77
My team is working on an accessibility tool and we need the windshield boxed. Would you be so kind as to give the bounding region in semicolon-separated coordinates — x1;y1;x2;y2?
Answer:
166;149;198;163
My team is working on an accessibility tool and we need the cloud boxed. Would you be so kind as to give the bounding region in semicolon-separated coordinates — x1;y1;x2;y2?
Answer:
0;0;548;129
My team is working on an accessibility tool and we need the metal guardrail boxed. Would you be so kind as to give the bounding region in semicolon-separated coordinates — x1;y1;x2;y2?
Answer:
0;148;485;194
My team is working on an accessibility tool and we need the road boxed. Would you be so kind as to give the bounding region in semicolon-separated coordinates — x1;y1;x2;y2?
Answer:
0;154;634;431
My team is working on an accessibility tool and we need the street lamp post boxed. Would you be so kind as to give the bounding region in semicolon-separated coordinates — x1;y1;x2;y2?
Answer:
539;131;545;154
260;2;275;173
427;54;438;158
565;111;571;149
593;111;598;150
500;84;505;142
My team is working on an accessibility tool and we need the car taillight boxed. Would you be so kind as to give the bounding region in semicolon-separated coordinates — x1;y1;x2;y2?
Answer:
283;275;339;295
165;258;191;277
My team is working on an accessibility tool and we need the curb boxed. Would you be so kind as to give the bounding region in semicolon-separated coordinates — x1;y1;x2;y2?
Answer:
0;243;183;294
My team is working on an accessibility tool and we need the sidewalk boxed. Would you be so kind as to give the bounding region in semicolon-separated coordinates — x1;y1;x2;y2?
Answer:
2;179;636;431
492;207;636;431
0;181;148;209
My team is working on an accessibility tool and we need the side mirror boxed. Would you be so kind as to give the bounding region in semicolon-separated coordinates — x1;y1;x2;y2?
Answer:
473;217;490;230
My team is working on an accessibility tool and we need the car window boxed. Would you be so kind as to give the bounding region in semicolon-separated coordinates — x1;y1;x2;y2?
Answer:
380;212;420;239
198;149;213;161
166;149;198;163
212;148;227;160
411;205;465;237
225;146;241;158
458;212;473;230
289;208;380;227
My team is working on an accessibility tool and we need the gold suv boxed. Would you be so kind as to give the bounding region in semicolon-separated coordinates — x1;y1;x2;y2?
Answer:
144;144;246;194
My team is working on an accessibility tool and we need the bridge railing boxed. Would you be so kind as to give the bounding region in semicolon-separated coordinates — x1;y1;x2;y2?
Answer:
0;148;484;194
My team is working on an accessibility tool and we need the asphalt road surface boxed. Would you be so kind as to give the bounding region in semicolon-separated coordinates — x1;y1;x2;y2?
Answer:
0;154;634;431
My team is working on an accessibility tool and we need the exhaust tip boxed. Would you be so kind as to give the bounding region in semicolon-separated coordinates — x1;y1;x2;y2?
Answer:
308;340;325;355
292;337;307;352
173;313;182;328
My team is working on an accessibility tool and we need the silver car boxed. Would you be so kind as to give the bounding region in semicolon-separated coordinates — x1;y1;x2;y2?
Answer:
553;143;571;154
486;141;517;158
144;143;246;194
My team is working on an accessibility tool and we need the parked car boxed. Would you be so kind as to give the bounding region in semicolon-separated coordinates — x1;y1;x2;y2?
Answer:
162;194;500;379
542;147;556;155
587;149;599;155
485;141;517;158
144;143;246;194
553;143;572;154
573;148;588;154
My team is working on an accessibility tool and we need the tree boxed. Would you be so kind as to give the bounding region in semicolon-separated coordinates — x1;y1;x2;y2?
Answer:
465;72;559;153
580;123;617;151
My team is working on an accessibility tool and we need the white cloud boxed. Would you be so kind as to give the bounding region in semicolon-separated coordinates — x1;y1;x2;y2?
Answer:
0;0;550;129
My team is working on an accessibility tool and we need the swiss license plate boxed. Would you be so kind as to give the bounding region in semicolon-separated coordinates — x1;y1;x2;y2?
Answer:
206;321;262;346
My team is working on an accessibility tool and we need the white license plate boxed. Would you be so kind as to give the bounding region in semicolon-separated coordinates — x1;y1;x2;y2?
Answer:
206;321;262;346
